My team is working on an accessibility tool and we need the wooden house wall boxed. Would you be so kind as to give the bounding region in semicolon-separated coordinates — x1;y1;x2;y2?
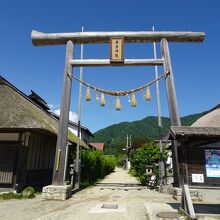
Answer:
0;145;17;186
185;146;206;185
25;132;56;186
0;134;28;189
179;141;220;187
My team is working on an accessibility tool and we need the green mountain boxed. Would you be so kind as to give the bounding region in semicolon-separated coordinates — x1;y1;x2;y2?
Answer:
92;112;203;154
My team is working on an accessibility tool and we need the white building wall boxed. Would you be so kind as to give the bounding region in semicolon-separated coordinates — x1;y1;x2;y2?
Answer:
68;124;90;145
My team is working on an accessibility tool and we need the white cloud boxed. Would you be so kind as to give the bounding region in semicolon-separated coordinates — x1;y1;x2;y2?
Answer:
48;104;54;109
69;111;78;123
54;109;61;116
54;109;78;123
48;104;60;110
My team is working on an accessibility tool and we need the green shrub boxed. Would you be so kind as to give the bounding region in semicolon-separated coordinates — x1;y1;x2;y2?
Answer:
22;187;35;199
130;141;168;186
139;174;150;185
81;150;116;185
129;168;137;177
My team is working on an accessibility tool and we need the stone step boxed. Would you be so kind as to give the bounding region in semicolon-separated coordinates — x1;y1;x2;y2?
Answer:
144;203;185;220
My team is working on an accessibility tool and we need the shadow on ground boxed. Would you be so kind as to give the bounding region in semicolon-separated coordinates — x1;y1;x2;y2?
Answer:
95;183;142;187
168;203;220;215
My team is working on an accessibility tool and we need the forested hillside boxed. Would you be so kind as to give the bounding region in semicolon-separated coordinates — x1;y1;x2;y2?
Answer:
92;112;203;154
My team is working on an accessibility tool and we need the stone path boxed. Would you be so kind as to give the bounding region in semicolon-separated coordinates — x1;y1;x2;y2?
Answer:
0;168;175;220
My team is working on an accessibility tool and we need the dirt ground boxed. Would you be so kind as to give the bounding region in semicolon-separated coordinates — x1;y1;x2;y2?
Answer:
0;168;174;220
0;168;219;220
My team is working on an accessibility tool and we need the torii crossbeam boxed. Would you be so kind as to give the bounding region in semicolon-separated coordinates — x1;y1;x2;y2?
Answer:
32;30;204;45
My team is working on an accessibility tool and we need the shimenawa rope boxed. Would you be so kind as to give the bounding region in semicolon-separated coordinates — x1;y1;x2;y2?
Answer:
66;71;169;96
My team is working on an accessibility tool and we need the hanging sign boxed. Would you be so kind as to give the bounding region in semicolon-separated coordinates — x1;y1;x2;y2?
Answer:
110;37;124;63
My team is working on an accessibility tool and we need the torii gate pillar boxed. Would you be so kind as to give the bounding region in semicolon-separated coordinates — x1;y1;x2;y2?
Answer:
42;41;74;200
52;40;74;185
161;38;182;187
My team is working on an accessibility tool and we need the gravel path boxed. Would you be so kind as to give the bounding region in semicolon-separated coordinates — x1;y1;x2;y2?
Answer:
0;168;175;220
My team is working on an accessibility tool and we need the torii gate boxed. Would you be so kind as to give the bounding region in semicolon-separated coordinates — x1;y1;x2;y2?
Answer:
31;30;205;199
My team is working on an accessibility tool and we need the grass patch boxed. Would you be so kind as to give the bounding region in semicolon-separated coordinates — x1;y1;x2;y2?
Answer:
0;186;37;200
0;192;23;200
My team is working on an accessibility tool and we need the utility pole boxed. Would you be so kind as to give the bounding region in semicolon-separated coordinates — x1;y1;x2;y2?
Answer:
128;134;131;169
75;26;84;190
152;26;166;185
125;134;129;170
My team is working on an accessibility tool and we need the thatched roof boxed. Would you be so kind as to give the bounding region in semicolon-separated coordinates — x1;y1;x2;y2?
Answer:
192;104;220;127
0;75;87;148
0;76;58;133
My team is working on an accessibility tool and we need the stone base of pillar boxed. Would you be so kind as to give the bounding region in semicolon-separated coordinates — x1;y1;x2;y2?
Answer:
42;185;72;200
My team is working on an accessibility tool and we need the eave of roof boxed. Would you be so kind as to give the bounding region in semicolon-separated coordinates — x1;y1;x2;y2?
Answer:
170;126;220;140
68;129;88;148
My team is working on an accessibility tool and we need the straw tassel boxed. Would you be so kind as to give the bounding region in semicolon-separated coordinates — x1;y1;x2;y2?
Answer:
145;86;151;101
131;93;136;107
100;93;105;106
86;87;91;101
116;97;121;110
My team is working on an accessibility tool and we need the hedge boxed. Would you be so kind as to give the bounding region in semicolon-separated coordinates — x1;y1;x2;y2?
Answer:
80;150;116;185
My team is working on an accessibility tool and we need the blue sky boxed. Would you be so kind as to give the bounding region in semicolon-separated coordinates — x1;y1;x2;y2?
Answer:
0;0;219;132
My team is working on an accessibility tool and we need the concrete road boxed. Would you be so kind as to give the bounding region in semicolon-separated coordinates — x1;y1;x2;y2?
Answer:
0;168;174;220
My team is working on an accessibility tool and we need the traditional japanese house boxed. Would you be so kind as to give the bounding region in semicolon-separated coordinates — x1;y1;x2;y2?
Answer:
50;112;93;146
0;76;91;191
170;104;220;187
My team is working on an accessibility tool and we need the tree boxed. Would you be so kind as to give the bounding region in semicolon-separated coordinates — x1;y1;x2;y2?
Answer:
130;141;168;185
129;137;150;152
